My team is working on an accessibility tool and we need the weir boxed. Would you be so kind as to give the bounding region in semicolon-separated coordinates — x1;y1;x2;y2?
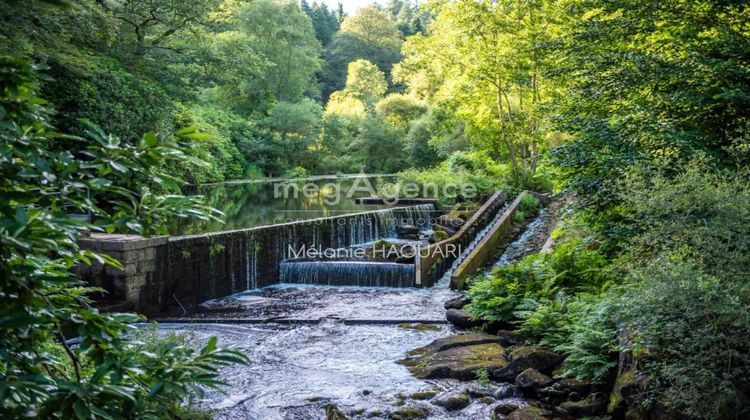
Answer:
78;204;435;314
279;260;416;288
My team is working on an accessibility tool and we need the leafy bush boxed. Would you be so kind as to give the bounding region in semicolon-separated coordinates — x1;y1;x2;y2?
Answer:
466;237;609;326
377;151;508;204
617;259;750;418
0;53;247;418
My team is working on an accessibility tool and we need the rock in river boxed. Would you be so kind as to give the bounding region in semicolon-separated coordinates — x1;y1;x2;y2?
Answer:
515;368;553;391
445;308;482;329
493;346;563;382
443;295;469;310
431;390;470;411
398;333;508;380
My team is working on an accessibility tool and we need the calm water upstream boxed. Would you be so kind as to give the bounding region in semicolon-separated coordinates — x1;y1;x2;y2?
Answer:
172;176;393;235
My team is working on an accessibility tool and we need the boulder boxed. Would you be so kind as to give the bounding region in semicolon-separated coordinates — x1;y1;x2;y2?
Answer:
494;383;522;399
399;233;420;241
401;343;508;380
444;296;469;310
559;397;608;417
516;368;553;391
446;308;482;329
397;224;420;235
505;406;551;420
389;407;428;419
464;383;494;398
494;402;521;416
399;333;509;380
493;346;563;381
496;330;525;347
431;390;470;411
433;224;456;236
554;378;591;397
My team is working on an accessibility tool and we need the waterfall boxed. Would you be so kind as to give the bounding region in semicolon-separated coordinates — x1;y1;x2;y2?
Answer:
242;204;434;290
279;260;416;288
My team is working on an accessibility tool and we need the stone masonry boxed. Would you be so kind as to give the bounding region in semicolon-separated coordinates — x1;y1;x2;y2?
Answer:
77;234;167;313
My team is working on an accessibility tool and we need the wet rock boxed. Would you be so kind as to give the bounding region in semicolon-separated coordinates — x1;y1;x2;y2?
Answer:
409;390;438;400
559;397;608;416
494;383;522;399
444;296;469;310
554;378;591;398
397;323;442;332
402;342;508;380
464;383;494;398
325;403;349;420
397;224;420;235
400;233;420;241
406;333;506;355
390;407;428;419
432;390;470;411
505;406;551;420
494;402;521;416
493;346;563;381
496;330;524;347
480;396;495;404
399;333;510;379
516;368;553;391
446;308;482;329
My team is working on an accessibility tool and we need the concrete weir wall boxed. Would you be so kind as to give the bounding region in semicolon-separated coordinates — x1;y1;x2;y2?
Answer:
415;191;507;287
450;191;551;289
78;205;434;315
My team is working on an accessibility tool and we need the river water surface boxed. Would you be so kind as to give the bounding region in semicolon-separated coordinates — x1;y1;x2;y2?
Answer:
160;208;556;419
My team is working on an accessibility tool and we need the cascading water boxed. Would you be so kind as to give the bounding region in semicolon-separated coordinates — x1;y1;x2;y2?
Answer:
279;260;416;288
491;207;552;269
244;204;434;290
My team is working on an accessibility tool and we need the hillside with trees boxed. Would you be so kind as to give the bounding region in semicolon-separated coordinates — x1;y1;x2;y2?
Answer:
1;0;748;418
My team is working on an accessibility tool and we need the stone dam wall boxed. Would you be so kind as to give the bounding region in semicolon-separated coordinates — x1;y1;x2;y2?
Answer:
415;191;508;287
79;205;434;315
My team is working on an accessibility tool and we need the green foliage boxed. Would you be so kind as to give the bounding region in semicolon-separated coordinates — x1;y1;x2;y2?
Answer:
343;59;388;105
466;237;609;323
617;260;750;418
621;161;750;282
552;0;750;208
378;151;507;204
321;6;402;99
0;53;246;418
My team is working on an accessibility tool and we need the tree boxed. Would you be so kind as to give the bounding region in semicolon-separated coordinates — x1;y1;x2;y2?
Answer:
321;6;402;99
398;0;562;186
552;0;750;207
302;1;341;47
344;59;388;105
0;53;247;418
376;93;427;128
353;115;408;172
102;0;218;57
209;0;322;113
263;99;324;170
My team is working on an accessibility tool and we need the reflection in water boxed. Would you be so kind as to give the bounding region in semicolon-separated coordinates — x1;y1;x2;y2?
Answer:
172;177;390;235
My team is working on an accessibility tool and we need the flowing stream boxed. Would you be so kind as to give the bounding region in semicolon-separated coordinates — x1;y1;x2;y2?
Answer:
158;208;554;419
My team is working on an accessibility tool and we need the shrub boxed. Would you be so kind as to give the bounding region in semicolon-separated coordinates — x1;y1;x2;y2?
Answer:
617;260;750;418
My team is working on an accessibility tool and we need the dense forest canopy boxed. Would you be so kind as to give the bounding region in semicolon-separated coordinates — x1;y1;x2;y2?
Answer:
1;0;749;418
